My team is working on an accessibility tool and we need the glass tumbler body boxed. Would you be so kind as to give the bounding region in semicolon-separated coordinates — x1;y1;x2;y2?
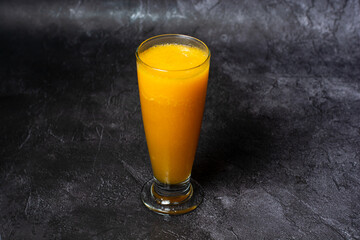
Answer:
136;34;210;215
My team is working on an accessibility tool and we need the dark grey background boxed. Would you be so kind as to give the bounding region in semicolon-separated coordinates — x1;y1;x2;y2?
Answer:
1;0;360;239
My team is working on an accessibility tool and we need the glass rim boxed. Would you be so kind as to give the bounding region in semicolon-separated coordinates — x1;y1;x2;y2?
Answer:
135;34;211;72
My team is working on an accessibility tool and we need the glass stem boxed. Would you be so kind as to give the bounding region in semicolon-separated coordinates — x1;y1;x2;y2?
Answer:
151;177;193;205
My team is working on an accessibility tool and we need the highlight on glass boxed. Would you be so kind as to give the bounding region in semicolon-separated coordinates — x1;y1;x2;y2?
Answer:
136;34;210;215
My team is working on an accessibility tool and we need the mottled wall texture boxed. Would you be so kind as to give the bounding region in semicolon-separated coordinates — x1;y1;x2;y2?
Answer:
1;0;360;80
1;1;360;239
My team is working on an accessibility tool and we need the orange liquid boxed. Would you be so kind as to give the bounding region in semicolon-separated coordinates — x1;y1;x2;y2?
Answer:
137;44;209;184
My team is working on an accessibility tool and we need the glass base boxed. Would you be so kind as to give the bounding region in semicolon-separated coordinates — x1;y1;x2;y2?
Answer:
141;177;204;215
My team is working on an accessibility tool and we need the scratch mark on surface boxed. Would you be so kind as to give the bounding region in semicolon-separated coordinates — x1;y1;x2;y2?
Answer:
49;129;65;143
319;147;332;163
305;0;314;27
18;127;32;150
229;227;239;240
93;124;104;170
24;192;31;217
162;230;187;240
209;0;221;12
121;160;145;184
332;177;341;191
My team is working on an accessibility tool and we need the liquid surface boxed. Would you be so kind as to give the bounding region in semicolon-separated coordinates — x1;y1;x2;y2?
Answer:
137;43;210;184
139;44;208;71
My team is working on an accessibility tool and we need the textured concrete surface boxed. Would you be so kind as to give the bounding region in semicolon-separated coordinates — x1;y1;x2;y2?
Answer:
1;0;360;239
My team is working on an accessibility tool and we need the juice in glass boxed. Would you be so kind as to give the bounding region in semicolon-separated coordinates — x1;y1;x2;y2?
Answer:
136;34;210;215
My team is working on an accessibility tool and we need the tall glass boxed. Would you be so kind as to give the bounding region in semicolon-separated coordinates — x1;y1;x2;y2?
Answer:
136;34;210;215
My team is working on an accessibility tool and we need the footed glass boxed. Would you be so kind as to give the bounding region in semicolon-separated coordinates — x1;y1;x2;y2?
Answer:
136;34;210;215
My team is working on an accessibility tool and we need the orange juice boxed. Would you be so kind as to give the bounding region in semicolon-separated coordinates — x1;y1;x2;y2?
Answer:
137;43;210;184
